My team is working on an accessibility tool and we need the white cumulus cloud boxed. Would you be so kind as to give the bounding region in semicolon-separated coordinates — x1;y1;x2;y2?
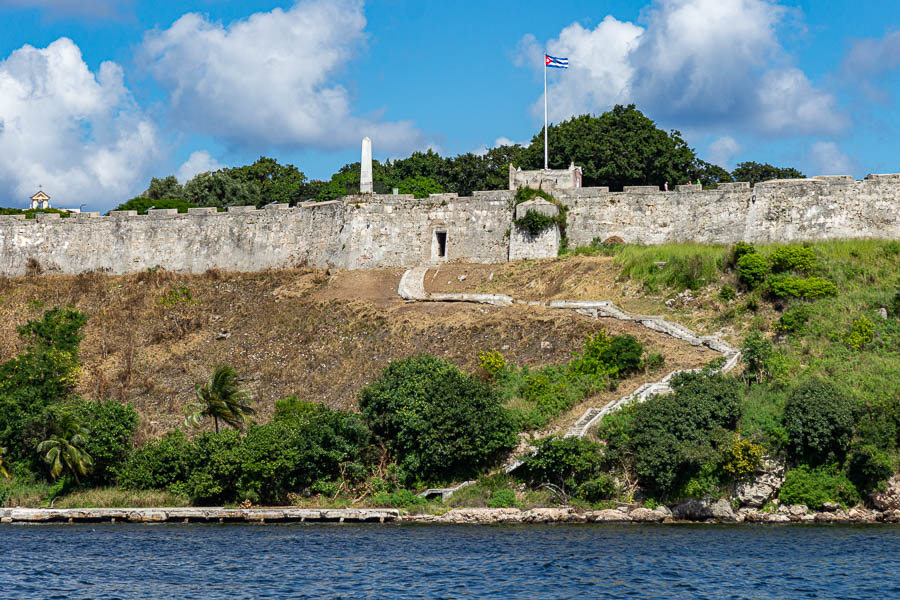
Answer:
0;38;161;209
839;30;900;103
810;141;855;175
177;150;225;183
520;0;847;137
139;0;425;153
706;136;740;168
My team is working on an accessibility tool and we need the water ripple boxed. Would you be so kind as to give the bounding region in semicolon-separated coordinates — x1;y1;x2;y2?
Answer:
1;523;899;598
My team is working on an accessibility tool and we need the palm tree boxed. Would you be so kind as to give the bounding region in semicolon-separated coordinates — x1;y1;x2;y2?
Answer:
184;365;255;433
0;446;10;480
36;413;93;484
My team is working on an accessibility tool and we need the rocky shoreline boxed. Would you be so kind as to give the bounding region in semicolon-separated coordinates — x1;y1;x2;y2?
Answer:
406;504;900;524
2;504;899;525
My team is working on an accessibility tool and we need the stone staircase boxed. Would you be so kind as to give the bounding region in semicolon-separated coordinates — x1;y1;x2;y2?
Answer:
397;268;742;472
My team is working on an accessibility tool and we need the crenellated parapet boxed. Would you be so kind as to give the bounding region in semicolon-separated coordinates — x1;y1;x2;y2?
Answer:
1;174;899;276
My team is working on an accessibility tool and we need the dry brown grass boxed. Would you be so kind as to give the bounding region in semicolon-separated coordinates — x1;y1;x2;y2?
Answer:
0;264;712;442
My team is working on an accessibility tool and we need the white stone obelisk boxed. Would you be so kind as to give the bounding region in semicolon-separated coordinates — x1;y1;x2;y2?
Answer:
360;137;373;194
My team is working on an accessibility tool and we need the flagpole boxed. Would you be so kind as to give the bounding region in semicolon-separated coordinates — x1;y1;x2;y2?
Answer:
543;55;548;170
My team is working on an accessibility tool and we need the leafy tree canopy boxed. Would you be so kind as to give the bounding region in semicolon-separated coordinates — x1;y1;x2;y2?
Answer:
183;170;261;209
359;355;517;484
110;196;195;215
226;156;308;206
517;105;698;190
143;175;184;200
731;161;805;186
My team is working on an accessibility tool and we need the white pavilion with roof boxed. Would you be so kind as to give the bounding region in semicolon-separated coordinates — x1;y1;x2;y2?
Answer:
30;190;50;209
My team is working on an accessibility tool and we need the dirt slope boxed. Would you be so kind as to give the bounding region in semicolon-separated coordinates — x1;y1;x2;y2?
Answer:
0;263;713;441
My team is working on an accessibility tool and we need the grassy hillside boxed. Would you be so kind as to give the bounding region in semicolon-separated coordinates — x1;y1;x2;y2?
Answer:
2;238;897;510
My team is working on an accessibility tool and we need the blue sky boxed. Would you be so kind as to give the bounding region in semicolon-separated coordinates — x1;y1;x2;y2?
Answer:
0;0;898;210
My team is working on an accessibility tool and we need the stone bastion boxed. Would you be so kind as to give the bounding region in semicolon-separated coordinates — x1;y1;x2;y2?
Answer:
1;173;898;277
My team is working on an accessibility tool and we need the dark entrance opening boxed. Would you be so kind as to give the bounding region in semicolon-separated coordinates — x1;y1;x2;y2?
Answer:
436;231;447;258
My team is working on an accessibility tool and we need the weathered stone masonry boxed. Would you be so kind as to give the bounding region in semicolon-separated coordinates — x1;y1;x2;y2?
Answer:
1;174;899;276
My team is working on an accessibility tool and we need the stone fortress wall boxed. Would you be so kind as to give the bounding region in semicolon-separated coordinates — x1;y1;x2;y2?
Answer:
1;173;899;277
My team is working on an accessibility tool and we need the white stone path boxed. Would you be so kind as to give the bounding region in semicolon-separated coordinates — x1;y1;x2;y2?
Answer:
398;267;742;471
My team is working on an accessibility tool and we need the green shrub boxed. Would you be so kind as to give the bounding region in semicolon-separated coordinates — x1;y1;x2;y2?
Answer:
891;288;900;317
70;399;138;486
719;284;736;302
743;293;760;313
768;275;837;299
515;210;557;236
845;443;894;495
854;396;900;452
478;350;506;376
741;331;774;384
845;316;874;351
513;188;568;237
729;242;756;268
234;409;370;505
570;331;643;381
518;436;610;501
576;474;618;503
778;465;860;509
739;383;789;451
359;355;516;484
782;379;854;465
643;352;665;372
117;430;199;491
372;489;427;509
737;253;769;287
775;305;810;335
769;246;817;274
120;403;370;504
720;435;765;478
629;372;742;496
487;488;518;508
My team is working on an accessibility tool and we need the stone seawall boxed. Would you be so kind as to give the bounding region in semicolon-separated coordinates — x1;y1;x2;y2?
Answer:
0;507;399;523
1;175;898;276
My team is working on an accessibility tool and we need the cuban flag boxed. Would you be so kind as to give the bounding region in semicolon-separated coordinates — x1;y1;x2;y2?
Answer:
545;54;568;69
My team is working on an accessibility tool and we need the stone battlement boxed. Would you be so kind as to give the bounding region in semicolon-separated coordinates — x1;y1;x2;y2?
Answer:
2;175;899;277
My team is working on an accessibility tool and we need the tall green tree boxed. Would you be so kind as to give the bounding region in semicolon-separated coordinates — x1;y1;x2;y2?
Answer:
227;156;307;206
143;175;184;200
388;150;450;189
692;159;734;188
397;176;443;198
36;412;93;484
183;171;261;208
0;308;87;462
483;144;525;190
184;365;256;433
517;105;698;190
731;161;805;186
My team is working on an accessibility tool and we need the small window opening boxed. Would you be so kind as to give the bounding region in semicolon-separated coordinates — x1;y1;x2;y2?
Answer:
436;231;447;258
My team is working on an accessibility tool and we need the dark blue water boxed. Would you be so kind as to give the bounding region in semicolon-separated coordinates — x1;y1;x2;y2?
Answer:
2;523;899;599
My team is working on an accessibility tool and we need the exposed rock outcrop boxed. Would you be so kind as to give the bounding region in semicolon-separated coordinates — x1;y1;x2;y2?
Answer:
871;475;900;512
735;458;785;507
